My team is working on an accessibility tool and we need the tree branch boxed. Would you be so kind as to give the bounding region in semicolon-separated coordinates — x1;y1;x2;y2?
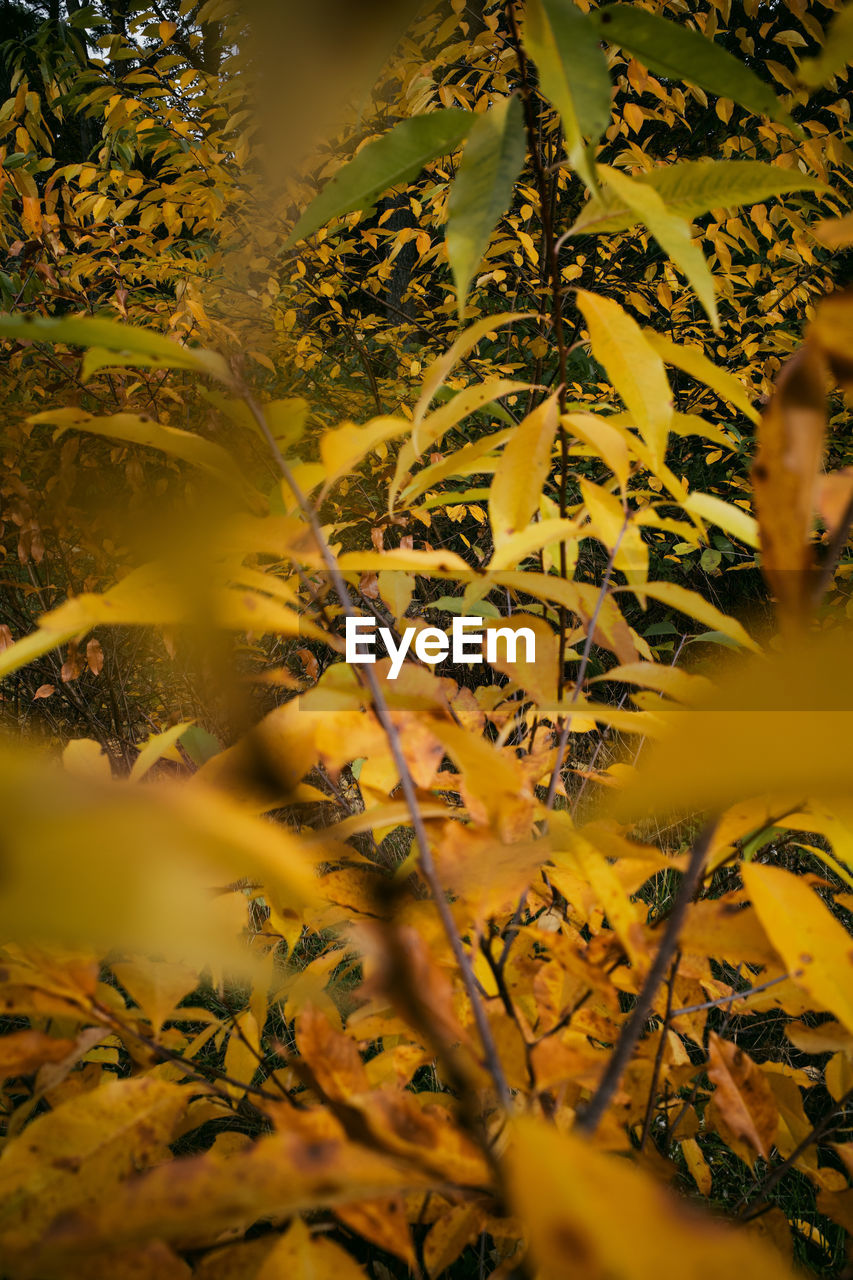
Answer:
574;821;716;1136
242;390;511;1109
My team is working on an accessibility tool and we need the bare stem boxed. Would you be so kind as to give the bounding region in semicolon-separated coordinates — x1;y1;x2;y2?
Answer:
505;0;573;695
669;971;793;1018
639;953;679;1151
544;514;629;814
242;390;511;1109
574;821;715;1137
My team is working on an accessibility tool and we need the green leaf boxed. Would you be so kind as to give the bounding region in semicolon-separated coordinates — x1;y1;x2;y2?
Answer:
598;165;718;329
179;724;222;767
446;96;527;318
798;5;853;88
522;0;611;189
0;312;231;384
285;110;474;247
686;630;741;648
591;5;794;128
570;160;824;236
643;619;678;637
430;595;501;619
430;384;516;426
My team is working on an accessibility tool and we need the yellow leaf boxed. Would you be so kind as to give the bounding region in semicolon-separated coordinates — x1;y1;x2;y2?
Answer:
0;743;316;966
424;1203;485;1278
414;312;524;423
505;1116;796;1280
707;1032;778;1162
393;377;526;505
592;662;713;704
615;580;760;652
550;816;645;965
62;739;112;782
682;1137;713;1196
320;416;409;487
110;958;199;1034
0;1030;78;1080
489;516;578;571
682;491;759;548
0;1078;187;1258
576;291;673;461
599;165;719;329
28;409;241;486
130;722;194;782
644;330;758;424
742;862;853;1035
579;479;648;585
32;1126;432;1262
564;412;631;489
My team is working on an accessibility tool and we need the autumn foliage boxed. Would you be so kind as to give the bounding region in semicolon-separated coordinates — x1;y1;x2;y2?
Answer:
0;0;852;1277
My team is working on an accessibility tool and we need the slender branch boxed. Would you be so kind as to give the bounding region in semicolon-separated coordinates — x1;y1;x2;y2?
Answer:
505;0;574;695
639;952;679;1151
242;390;511;1109
669;971;793;1018
545;514;630;813
738;1085;853;1221
95;1002;287;1108
574;821;716;1136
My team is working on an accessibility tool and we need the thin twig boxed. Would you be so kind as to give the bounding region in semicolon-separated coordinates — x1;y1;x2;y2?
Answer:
242;389;511;1108
545;514;630;814
669;971;793;1019
639;952;680;1151
574;821;716;1136
505;0;574;694
738;1085;853;1221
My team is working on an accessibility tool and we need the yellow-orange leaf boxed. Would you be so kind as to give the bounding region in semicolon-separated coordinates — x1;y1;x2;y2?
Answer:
506;1117;796;1280
742;862;853;1034
707;1032;778;1161
576;290;673;462
489;393;559;547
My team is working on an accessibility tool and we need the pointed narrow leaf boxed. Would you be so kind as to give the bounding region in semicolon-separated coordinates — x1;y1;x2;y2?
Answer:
446;96;526;317
682;491;759;549
29;408;242;487
600;166;718;328
570;160;824;236
591;5;793;127
615;580;760;652
0;313;231;383
391;377;527;509
576;290;673;461
523;0;611;189
285;110;473;247
645;330;758;424
414;312;525;422
490;393;559;548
